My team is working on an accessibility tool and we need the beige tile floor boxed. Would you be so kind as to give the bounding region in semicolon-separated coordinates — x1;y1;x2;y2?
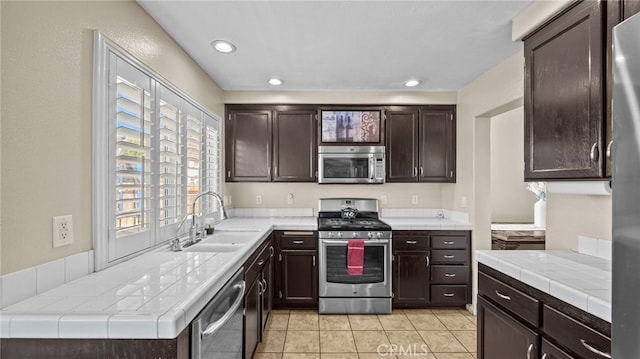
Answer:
254;308;477;359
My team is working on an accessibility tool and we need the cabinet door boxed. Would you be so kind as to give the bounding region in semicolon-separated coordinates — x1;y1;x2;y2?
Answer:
541;338;575;359
524;1;605;180
244;277;261;359
261;253;273;331
393;250;429;307
418;106;456;182
278;250;318;306
226;108;272;181
386;107;419;182
477;296;539;359
273;108;317;182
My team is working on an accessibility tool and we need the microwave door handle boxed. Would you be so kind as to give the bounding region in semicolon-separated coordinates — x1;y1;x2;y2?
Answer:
369;156;375;180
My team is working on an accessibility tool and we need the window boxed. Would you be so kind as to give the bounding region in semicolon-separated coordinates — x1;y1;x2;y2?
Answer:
93;33;221;270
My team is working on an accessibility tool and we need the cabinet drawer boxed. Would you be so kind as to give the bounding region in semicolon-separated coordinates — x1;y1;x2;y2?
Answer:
394;237;429;250
430;235;468;249
280;232;317;249
246;242;272;285
430;265;469;284
542;338;574;359
478;272;540;327
543;305;611;359
430;249;469;264
431;285;467;304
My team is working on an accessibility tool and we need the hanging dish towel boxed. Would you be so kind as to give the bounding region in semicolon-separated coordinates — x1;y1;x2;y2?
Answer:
347;239;365;275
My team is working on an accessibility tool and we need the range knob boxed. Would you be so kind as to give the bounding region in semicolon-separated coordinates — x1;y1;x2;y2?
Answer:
368;232;374;239
376;232;383;239
352;232;358;238
328;232;334;238
337;232;343;238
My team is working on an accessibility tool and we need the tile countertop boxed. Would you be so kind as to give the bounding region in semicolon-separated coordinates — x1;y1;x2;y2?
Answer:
0;217;316;340
380;217;472;230
476;250;611;322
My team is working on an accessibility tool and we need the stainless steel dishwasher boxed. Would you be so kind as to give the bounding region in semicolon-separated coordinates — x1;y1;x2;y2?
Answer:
191;267;245;359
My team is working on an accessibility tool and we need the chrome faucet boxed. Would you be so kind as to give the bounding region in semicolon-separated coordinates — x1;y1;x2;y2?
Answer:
188;191;228;246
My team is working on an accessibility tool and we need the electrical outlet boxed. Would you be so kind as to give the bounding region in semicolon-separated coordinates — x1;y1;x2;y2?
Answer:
380;195;387;205
287;193;294;205
411;195;418;205
256;195;263;205
53;215;74;248
461;196;468;208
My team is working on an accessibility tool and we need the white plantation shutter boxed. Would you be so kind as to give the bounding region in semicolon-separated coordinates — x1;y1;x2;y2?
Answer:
94;33;221;269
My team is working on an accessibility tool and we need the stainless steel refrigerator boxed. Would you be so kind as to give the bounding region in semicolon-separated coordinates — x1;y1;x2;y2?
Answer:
612;11;640;358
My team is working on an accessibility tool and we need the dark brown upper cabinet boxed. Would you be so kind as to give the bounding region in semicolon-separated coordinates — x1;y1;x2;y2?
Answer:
226;105;317;182
386;105;456;183
524;0;606;180
226;108;272;181
273;107;317;182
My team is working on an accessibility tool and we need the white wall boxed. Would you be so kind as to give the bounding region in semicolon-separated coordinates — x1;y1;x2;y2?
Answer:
0;0;224;275
490;107;535;223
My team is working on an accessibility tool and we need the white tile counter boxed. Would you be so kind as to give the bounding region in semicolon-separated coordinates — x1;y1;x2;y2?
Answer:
380;208;472;230
0;217;316;339
476;250;611;322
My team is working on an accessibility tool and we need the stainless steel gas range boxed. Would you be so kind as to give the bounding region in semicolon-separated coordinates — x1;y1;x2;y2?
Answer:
317;198;392;314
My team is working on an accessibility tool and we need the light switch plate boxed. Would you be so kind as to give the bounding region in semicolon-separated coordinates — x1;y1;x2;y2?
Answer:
53;215;74;248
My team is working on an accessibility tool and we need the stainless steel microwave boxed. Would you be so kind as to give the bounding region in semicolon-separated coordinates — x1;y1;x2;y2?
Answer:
318;146;385;184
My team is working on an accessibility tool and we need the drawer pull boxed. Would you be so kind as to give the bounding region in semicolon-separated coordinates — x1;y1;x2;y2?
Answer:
443;241;455;245
444;273;456;278
526;343;534;359
444;255;455;259
495;290;511;301
406;240;417;244
292;240;304;244
541;354;549;359
580;339;611;358
257;259;265;266
443;293;455;297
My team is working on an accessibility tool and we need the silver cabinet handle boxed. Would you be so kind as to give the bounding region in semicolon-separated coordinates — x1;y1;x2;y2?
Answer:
542;354;549;359
262;278;267;294
526;343;534;359
269;246;274;257
443;293;455;297
425;255;430;267
413;167;418;177
607;140;613;159
444;273;456;277
443;241;455;245
268;166;271;177
590;143;599;161
257;259;265;266
406;240;417;244
444;255;455;259
450;170;453;177
419;167;424;176
312;255;316;266
580;339;611;358
495;290;511;301
292;240;304;244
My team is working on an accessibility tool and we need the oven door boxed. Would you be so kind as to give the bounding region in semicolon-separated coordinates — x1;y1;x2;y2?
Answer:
319;238;391;297
318;153;382;184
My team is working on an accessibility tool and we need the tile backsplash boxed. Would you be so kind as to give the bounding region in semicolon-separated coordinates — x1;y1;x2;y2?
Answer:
228;207;314;218
578;236;612;260
1;250;94;308
381;208;470;223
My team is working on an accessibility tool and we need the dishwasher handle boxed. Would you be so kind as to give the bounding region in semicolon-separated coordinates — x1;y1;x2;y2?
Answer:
201;281;246;338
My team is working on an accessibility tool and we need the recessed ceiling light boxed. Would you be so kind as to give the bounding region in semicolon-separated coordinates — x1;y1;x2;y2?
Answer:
268;78;284;86
404;79;421;87
211;40;236;53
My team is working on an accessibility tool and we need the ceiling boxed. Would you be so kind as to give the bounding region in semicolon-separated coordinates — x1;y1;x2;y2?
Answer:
137;0;534;92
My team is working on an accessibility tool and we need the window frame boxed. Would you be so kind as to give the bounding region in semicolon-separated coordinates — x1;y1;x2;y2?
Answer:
93;32;222;271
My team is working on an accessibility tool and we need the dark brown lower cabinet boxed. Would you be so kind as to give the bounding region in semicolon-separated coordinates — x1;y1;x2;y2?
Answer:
478;264;611;359
393;250;429;306
274;231;318;308
477;296;538;359
244;236;274;359
244;276;261;359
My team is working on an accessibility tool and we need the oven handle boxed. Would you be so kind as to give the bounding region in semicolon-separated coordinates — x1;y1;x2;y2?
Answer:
321;239;390;245
201;281;246;338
